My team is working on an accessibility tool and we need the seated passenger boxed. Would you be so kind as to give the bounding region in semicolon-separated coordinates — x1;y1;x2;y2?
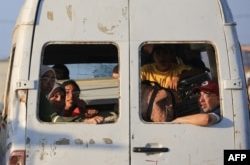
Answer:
48;83;66;115
62;80;104;124
39;66;82;122
172;81;221;126
140;45;193;90
52;64;70;80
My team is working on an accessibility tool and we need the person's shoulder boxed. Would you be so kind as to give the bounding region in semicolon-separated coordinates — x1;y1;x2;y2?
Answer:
141;63;155;71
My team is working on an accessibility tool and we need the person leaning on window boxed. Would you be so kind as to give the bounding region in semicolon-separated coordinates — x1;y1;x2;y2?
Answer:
172;80;221;126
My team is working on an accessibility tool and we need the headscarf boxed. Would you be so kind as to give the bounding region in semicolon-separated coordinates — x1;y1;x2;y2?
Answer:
47;83;65;99
40;65;56;77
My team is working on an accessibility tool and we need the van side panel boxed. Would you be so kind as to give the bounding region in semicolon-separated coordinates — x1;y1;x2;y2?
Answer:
1;0;249;165
129;0;247;164
26;0;130;165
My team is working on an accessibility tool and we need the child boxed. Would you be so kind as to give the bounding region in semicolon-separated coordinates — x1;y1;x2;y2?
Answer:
47;83;66;115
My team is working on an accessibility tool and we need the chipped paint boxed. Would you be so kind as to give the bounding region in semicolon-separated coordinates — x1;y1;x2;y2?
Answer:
66;5;73;21
97;23;117;35
39;139;46;160
82;17;87;32
122;6;128;20
89;139;95;144
82;17;87;25
55;138;70;145
26;137;30;145
74;138;83;145
18;90;27;103
6;142;12;150
47;11;54;21
50;144;56;156
103;138;113;144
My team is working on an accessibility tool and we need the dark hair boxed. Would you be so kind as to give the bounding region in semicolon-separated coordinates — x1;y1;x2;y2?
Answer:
151;45;176;56
52;64;70;80
62;79;80;92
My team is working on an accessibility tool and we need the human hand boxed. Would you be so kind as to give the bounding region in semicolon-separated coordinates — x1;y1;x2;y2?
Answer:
85;108;99;118
169;76;180;90
83;116;104;124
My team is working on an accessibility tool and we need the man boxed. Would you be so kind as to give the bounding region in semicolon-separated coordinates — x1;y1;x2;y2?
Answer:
173;80;221;126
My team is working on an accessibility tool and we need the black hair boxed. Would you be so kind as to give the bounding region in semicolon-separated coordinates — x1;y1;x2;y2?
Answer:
62;79;80;92
151;45;176;56
52;64;70;80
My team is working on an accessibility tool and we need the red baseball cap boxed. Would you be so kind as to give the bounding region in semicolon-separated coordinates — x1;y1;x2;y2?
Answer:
199;80;219;96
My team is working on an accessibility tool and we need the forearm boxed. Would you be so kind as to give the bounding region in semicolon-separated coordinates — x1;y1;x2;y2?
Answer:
173;114;211;126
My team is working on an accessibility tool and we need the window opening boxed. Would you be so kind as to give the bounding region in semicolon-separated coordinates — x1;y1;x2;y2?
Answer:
140;43;221;126
39;43;119;124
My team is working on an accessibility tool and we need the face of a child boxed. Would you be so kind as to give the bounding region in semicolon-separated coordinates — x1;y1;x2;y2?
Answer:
49;88;65;110
64;84;80;107
40;70;56;93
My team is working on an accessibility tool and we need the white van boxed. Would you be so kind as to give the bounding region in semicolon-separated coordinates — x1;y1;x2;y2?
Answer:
1;0;250;164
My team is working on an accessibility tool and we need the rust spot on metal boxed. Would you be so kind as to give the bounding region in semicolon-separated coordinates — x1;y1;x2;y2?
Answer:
74;139;83;145
55;138;70;145
97;23;117;35
89;139;95;144
47;11;54;21
18;90;27;103
26;137;30;145
103;138;113;144
66;5;73;21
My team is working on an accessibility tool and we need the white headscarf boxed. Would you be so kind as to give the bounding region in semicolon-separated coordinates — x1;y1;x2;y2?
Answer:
40;65;56;77
47;83;64;99
40;65;56;95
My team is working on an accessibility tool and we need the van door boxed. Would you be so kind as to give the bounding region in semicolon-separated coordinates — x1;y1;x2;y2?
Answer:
130;0;235;164
26;0;129;164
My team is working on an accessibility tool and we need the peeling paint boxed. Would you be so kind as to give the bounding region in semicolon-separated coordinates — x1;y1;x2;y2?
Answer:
18;90;27;103
82;17;87;32
103;138;113;144
122;7;128;20
26;137;30;145
50;144;56;156
39;139;46;160
97;23;117;35
89;139;95;144
47;11;54;21
74;138;83;145
6;142;12;150
55;138;70;145
82;17;87;25
66;5;73;21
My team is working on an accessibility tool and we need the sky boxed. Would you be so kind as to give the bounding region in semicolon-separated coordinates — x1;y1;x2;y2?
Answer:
0;0;250;59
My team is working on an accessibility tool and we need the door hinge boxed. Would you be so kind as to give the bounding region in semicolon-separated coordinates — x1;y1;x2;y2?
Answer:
16;80;37;90
223;79;242;90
